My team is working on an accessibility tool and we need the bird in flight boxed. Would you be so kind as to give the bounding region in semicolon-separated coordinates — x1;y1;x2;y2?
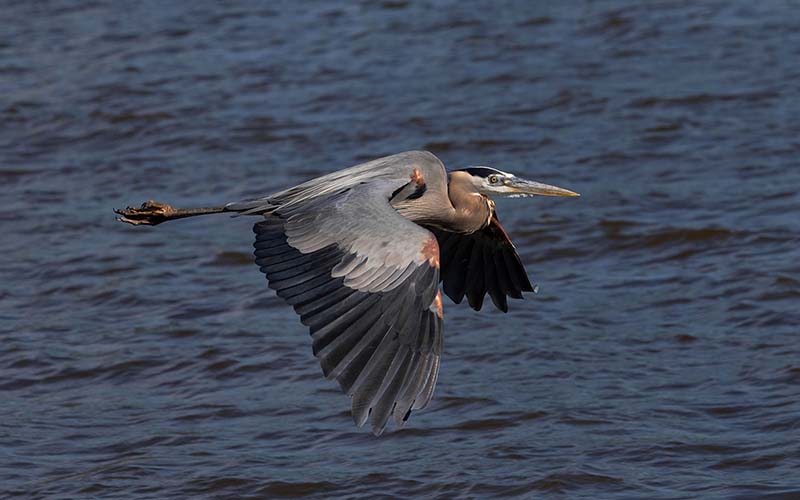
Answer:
115;151;578;435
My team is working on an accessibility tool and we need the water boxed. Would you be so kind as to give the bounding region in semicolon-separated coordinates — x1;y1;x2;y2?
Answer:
2;1;800;498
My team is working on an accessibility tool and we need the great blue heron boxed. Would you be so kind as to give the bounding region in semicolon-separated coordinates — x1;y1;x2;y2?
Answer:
115;151;578;435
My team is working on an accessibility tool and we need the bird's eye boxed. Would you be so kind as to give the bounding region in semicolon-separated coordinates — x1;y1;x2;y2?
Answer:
489;175;499;184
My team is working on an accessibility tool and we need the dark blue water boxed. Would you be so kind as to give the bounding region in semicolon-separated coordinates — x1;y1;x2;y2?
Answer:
2;1;800;498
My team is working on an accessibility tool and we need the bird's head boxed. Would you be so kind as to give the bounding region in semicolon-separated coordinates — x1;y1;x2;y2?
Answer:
453;166;580;199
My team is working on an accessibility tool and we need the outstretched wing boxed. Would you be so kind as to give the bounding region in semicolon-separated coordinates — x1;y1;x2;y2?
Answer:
429;213;534;312
252;180;443;435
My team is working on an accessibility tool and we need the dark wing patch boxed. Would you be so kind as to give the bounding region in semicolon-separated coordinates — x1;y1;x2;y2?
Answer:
427;213;534;312
456;166;508;178
254;215;442;435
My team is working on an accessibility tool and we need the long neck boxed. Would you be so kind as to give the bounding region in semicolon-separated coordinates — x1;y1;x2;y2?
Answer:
442;171;493;234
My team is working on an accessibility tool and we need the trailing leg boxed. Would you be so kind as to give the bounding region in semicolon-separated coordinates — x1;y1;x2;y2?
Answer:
114;200;227;226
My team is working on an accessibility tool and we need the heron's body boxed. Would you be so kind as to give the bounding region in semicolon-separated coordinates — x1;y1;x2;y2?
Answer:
229;151;491;233
116;151;578;435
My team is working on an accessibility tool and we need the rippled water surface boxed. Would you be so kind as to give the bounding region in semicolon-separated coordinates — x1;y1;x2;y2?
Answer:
2;1;800;498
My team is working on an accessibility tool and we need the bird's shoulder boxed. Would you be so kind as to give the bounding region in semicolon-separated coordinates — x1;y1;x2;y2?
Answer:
358;150;446;184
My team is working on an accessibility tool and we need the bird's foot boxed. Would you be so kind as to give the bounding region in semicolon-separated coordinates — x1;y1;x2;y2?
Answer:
114;200;176;226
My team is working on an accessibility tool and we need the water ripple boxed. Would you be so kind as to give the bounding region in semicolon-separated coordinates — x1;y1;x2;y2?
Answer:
3;1;799;498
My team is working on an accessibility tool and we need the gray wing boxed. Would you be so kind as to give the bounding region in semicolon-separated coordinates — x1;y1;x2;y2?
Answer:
227;150;447;215
252;179;443;435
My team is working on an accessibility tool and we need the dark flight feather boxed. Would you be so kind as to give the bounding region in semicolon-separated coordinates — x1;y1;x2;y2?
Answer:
253;203;442;435
427;213;534;313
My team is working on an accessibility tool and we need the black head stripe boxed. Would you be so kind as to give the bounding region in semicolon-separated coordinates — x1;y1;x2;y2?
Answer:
457;167;507;178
